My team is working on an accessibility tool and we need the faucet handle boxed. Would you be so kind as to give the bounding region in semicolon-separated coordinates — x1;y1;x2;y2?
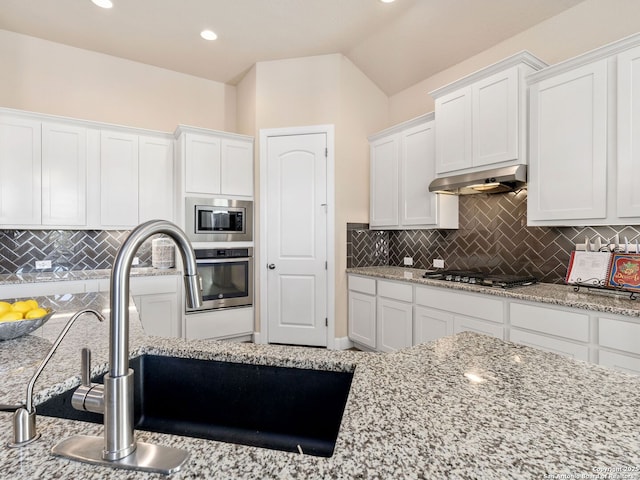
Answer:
81;348;91;386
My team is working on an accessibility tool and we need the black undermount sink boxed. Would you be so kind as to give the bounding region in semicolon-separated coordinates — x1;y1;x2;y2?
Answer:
37;354;354;457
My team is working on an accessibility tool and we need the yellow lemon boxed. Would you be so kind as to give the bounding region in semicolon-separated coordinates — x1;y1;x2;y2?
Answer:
25;299;39;310
0;301;12;315
0;311;24;322
11;301;31;314
25;308;47;320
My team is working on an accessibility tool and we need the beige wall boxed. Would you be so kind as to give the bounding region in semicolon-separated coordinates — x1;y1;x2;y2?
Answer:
240;53;388;340
389;0;640;125
0;29;234;132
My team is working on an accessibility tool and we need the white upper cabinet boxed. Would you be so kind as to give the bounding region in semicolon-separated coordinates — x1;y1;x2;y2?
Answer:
41;122;87;226
184;133;221;195
139;135;175;223
369;114;458;230
617;44;640;219
434;87;472;173
472;68;518;167
221;138;254;197
0;114;41;225
528;60;608;223
370;134;399;227
527;33;640;226
431;52;546;176
100;130;139;227
178;127;254;199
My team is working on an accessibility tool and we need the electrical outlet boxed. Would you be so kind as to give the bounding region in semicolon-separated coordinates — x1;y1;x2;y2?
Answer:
433;259;445;269
132;257;140;266
35;260;52;270
403;256;413;266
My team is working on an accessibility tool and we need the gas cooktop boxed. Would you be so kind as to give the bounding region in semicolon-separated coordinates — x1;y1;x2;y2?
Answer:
422;270;538;288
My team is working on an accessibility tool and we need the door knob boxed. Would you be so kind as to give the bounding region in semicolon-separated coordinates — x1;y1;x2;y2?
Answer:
267;264;276;270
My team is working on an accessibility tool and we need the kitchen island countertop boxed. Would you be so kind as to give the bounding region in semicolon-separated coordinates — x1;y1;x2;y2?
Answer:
347;266;640;318
1;292;640;479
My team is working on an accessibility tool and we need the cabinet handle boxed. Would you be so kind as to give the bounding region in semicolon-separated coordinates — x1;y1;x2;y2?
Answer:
267;264;276;270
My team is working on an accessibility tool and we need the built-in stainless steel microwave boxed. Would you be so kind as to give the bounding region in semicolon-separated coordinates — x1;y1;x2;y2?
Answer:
185;197;253;242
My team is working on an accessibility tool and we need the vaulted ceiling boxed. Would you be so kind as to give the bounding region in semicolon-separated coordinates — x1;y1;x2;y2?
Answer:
0;0;585;95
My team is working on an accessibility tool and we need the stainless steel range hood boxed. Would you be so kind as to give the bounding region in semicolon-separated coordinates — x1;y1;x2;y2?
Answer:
428;165;527;195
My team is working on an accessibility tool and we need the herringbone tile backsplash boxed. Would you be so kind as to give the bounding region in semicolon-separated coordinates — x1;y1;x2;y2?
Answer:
349;190;640;284
0;230;153;274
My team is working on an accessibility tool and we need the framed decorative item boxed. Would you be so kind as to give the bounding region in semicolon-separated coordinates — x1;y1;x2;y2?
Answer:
607;253;640;292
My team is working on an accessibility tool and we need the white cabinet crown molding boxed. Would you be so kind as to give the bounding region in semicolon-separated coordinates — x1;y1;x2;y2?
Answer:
368;112;434;143
174;124;253;143
429;51;547;99
0;107;173;140
527;31;640;85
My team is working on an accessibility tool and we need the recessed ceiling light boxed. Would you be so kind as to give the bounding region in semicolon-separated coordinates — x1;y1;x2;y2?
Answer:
91;0;113;8
200;30;218;41
380;0;396;3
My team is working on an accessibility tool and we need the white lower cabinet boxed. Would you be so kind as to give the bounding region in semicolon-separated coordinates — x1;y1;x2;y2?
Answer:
184;307;253;341
413;306;453;345
377;297;412;353
453;315;503;339
347;274;640;374
348;291;376;349
598;316;640;375
0;275;182;339
509;302;589;361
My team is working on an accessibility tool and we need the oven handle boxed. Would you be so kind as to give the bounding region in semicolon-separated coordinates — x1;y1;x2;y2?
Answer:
196;257;252;265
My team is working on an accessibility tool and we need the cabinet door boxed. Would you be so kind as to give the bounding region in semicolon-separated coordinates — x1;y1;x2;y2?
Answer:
472;67;518;167
134;293;179;338
377;297;412;352
413;306;453;345
348;291;376;349
0;115;41;225
100;130;139;227
617;44;640;218
453;315;503;339
370;135;399;227
400;121;437;226
435;86;472;173
599;350;640;376
528;60;608;223
185;133;221;195
41;122;87;226
509;329;589;361
139;135;174;223
221;138;253;197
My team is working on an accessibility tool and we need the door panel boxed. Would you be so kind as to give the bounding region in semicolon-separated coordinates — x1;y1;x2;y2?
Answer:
266;133;327;346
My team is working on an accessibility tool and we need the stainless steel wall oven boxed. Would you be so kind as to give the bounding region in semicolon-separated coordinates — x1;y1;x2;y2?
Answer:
187;247;253;312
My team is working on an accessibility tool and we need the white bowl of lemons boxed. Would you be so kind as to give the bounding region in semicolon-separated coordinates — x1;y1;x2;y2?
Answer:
0;299;54;341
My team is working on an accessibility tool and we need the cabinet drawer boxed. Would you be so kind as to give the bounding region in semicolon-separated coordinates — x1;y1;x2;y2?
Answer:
377;280;412;303
130;276;178;295
510;302;589;342
599;349;640;376
415;286;503;323
0;280;87;299
348;275;376;295
453;315;503;339
599;317;640;355
510;329;589;361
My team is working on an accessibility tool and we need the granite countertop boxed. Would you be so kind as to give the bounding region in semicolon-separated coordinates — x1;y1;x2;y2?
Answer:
2;292;640;478
347;266;640;318
0;267;180;286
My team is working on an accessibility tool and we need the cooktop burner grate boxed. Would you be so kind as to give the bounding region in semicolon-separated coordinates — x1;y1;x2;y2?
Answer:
422;270;537;288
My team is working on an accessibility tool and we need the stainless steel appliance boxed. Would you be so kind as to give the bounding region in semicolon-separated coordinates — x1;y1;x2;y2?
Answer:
187;247;254;312
185;197;253;242
423;269;537;288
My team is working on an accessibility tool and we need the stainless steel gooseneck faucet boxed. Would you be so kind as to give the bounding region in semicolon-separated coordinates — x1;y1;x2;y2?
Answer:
52;220;203;474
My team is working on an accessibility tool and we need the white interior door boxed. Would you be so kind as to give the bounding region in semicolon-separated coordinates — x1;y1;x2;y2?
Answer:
266;133;327;346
